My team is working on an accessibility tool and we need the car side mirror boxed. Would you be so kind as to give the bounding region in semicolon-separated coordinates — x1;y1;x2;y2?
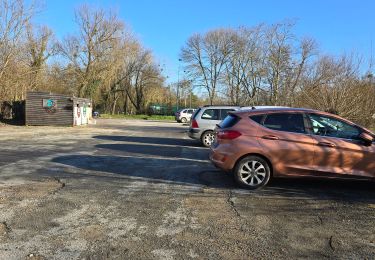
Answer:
359;132;374;145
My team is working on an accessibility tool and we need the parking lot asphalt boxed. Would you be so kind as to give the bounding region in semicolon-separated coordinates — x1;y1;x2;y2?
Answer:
0;119;374;259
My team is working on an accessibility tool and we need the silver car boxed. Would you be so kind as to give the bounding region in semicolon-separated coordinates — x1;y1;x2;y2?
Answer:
188;106;239;146
188;105;286;147
175;108;196;123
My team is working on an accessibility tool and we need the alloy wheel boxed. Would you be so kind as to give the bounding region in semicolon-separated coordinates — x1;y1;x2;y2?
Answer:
239;160;266;186
234;156;271;189
202;131;215;147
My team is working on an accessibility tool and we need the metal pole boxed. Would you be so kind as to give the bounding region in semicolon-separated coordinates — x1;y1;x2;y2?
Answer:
190;90;192;108
176;59;181;111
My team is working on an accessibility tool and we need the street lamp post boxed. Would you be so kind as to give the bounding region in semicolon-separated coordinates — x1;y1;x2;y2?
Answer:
189;90;192;108
190;85;193;108
181;70;191;108
176;58;182;111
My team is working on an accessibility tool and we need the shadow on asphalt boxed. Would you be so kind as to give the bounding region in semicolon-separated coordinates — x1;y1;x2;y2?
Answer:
53;135;375;202
96;143;206;160
266;178;375;202
52;154;234;189
52;152;375;202
92;124;186;133
93;135;202;148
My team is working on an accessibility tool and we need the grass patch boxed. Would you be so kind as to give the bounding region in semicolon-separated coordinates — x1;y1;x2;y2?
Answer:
100;114;175;121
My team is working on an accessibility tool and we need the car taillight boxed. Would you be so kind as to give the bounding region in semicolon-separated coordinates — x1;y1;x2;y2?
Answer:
191;119;199;128
217;130;241;140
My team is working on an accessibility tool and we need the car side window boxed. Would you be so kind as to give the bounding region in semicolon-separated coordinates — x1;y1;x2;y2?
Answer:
187;109;193;114
263;113;306;133
201;109;220;120
308;114;360;140
220;109;235;120
249;115;264;124
182;110;187;113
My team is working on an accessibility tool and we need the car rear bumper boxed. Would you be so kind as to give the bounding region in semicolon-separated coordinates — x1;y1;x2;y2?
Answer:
188;128;201;140
209;145;237;172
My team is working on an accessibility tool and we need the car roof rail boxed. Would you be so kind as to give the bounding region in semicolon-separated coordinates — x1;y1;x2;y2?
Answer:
203;105;239;107
240;105;289;110
239;106;257;109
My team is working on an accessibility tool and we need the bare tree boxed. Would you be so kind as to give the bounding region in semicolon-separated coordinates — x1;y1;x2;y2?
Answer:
223;26;266;105
121;48;163;114
181;29;235;105
0;0;35;100
297;54;375;126
182;23;316;107
282;37;317;105
103;40;164;114
25;25;55;93
58;5;124;98
264;22;295;105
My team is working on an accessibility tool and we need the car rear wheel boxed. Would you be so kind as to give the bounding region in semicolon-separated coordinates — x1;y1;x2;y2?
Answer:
233;156;271;190
181;117;187;123
201;131;215;147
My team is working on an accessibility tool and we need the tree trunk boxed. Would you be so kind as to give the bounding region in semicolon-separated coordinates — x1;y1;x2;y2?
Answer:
123;91;128;115
111;93;119;115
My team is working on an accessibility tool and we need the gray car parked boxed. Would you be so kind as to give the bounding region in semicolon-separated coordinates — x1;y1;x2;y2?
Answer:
188;106;239;147
188;105;286;147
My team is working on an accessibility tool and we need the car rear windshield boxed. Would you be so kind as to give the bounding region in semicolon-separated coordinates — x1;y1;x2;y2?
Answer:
219;114;240;128
191;108;201;120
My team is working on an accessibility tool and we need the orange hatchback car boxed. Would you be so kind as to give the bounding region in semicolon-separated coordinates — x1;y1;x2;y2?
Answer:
210;108;375;189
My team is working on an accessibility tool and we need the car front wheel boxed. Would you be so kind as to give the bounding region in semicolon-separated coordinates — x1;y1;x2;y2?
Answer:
201;131;215;147
233;156;271;190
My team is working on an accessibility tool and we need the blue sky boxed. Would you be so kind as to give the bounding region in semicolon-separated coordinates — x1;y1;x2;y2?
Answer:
33;0;374;81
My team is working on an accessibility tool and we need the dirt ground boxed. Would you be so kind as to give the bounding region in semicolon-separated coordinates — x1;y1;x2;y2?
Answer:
0;119;374;259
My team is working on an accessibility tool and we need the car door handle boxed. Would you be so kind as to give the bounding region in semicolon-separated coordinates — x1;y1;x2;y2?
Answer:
318;142;336;147
261;135;279;140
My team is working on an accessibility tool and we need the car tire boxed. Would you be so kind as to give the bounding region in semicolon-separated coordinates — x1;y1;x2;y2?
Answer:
181;117;187;123
233;156;271;190
201;131;215;147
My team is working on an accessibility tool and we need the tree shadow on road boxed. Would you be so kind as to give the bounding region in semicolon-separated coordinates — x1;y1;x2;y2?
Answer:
93;135;202;148
264;178;375;203
96;143;207;161
52;154;234;189
51;134;375;202
51;151;375;203
91;124;187;133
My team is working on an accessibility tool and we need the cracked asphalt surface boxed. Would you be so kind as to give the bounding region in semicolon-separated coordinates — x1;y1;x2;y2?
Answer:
0;119;374;259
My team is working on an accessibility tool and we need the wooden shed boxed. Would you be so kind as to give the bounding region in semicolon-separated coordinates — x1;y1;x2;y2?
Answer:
26;92;92;126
